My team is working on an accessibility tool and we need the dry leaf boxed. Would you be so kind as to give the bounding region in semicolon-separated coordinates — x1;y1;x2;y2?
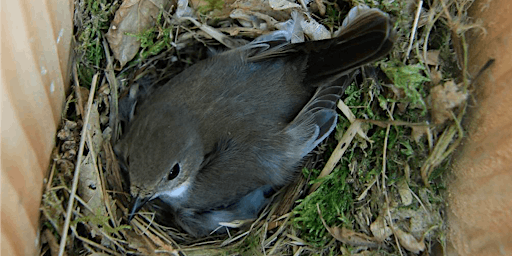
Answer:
105;0;167;68
231;0;291;20
386;83;406;99
301;16;331;40
126;230;156;255
393;207;437;240
425;49;440;66
76;104;113;248
411;125;429;143
403;162;411;182
397;179;413;206
331;227;380;248
78;86;90;111
370;216;392;241
430;80;468;124
57;120;79;141
78;104;106;213
315;0;326;16
430;67;443;85
396;102;409;113
191;0;236;18
230;9;278;30
318;205;380;248
394;228;426;253
269;0;301;10
79;155;104;211
43;229;63;256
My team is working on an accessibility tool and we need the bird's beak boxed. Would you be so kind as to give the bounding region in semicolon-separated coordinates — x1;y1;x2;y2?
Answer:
128;196;150;221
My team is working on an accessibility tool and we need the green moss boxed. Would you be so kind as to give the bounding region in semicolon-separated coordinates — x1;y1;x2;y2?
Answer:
127;12;174;61
381;61;431;115
197;0;224;14
75;0;118;86
293;166;353;246
73;208;131;236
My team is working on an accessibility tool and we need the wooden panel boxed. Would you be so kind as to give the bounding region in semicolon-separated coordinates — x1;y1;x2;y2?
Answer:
0;0;73;255
447;0;512;255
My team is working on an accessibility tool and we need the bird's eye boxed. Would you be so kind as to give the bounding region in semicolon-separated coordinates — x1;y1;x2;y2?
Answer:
168;163;180;180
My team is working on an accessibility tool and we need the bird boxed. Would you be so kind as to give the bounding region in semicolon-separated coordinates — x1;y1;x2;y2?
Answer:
115;6;395;237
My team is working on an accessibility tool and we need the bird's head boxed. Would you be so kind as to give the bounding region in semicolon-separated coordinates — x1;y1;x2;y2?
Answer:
115;102;204;219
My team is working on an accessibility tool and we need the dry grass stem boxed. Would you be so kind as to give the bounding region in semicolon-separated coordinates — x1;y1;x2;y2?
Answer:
58;72;99;256
309;120;362;193
405;0;423;61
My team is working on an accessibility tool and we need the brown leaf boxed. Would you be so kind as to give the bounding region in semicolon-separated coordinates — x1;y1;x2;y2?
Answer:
231;0;291;21
78;104;106;214
301;16;331;40
411;125;429;143
269;0;301;10
394;228;426;253
425;49;440;66
397;179;413;206
78;86;90;112
430;80;467;124
105;0;167;68
370;216;392;241
126;229;157;255
43;229;65;256
430;67;443;85
331;227;381;248
315;0;326;16
317;204;380;248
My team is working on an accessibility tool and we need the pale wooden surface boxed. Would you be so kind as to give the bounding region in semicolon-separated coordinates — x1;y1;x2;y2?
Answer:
447;0;512;254
1;0;510;255
1;0;73;255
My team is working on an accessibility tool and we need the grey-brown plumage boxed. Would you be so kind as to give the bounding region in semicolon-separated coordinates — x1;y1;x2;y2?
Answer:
115;7;395;237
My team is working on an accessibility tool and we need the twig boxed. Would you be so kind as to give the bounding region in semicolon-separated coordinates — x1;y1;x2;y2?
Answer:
71;198;128;252
385;202;404;256
405;0;423;61
46;161;57;192
103;39;120;143
338;100;373;143
420;117;462;185
267;237;285;255
381;102;404;256
70;226;122;256
181;17;239;49
263;214;291;248
309;120;362;194
360;119;433;128
409;188;430;214
422;7;444;75
357;175;378;201
72;64;85;116
381;125;391;190
58;73;99;256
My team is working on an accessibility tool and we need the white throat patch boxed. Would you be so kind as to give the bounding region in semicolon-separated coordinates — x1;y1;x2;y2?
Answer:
154;179;191;199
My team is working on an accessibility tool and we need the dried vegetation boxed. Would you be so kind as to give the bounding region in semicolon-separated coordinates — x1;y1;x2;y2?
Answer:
39;0;490;255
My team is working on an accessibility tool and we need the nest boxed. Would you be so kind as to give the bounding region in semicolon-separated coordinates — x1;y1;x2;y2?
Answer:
39;0;490;255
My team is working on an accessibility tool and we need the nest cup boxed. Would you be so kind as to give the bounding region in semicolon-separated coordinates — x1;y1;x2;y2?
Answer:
1;0;511;255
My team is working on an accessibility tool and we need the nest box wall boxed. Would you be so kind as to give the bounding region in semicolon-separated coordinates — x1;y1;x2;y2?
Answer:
1;0;511;255
446;0;512;254
1;0;73;255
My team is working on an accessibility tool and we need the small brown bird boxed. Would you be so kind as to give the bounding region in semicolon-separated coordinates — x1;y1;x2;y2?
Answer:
115;6;395;237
